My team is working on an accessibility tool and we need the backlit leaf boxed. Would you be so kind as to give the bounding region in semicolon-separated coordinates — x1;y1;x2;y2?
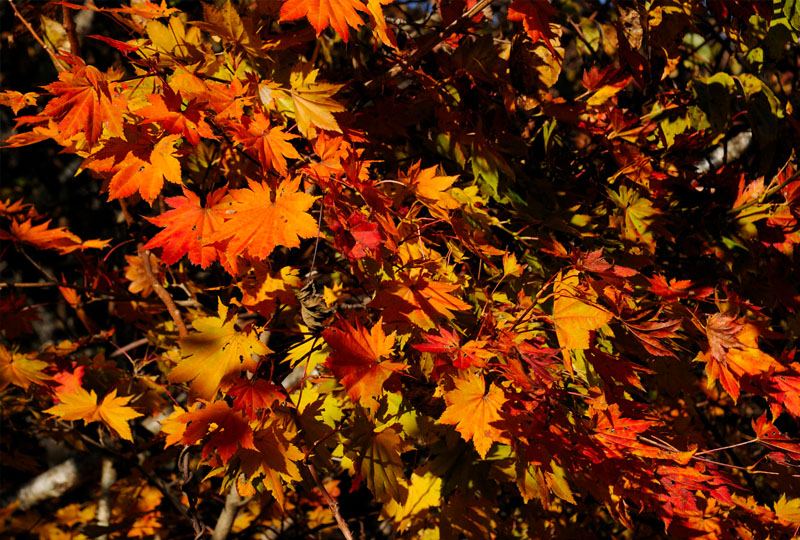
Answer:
169;301;270;400
45;387;143;441
212;178;318;267
552;270;612;351
323;318;405;406
438;371;508;458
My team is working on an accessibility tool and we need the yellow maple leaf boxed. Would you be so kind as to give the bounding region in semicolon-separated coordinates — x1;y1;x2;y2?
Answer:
45;387;143;441
0;346;51;391
438;371;508;458
169;301;271;400
381;469;442;530
288;67;345;136
552;270;612;350
775;494;800;526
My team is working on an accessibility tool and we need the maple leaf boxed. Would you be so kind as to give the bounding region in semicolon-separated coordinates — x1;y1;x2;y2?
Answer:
323;318;405;406
381;469;442;530
696;320;782;402
0;218;110;254
770;363;800;418
373;270;471;330
231;113;301;175
36;61;127;146
330;211;383;260
193;1;265;57
351;424;408;502
228;378;285;420
0;346;51;391
123;253;160;297
647;274;695;302
414;329;493;369
45;387;143;441
106;134;183;202
137;89;215;146
288;67;345;136
608;186;663;253
438;371;508;458
0;90;38;114
144;186;229;267
51;365;85;399
507;0;559;58
551;270;612;351
178;400;256;464
399;161;460;215
365;0;397;49
591;404;661;459
238;419;304;508
169;301;271;400
280;0;367;43
212;177;318;266
239;264;302;318
774;495;800;526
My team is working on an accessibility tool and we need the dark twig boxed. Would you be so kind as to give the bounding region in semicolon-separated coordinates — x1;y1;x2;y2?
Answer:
138;245;188;338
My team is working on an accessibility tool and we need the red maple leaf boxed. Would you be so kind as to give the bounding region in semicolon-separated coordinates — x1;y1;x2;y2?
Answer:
323;318;405;406
228;379;285;421
137;87;215;146
507;0;559;58
144;186;229;268
179;400;256;464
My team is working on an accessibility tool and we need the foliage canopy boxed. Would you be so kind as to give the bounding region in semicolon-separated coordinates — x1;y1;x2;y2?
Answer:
1;0;800;538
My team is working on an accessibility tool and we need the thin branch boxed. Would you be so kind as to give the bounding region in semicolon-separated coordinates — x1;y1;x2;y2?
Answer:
138;245;188;338
8;0;66;71
305;462;354;540
727;168;800;216
61;3;81;57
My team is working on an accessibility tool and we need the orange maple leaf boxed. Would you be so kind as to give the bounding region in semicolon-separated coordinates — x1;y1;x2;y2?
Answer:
0;218;110;254
438;371;508;458
45;387;143;441
212;177;318;265
552;270;612;351
323;318;405;406
696;321;783;402
34;61;127;146
0;90;38;114
137;88;215;146
106;134;183;202
178;400;256;464
169;302;271;400
238;420;304;508
287;67;345;136
373;270;471;330
144;186;229;268
231;113;301;175
507;0;559;57
399;161;460;216
280;0;367;42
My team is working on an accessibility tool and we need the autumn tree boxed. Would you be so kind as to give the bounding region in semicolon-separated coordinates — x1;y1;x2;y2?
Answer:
1;0;800;538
